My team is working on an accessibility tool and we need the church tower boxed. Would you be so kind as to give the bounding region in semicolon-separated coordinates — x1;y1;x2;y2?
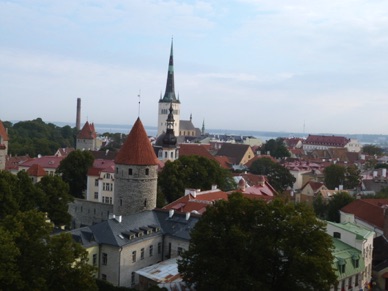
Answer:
0;120;9;171
113;118;158;216
157;39;180;137
154;103;179;162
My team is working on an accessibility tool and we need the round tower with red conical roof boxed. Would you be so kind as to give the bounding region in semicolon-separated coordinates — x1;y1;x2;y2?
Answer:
113;118;158;216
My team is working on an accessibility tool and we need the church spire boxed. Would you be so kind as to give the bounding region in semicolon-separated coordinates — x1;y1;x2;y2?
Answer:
161;38;179;103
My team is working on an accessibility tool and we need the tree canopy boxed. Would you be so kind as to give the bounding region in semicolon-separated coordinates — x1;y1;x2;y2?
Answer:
157;155;236;204
4;118;78;156
323;164;361;190
362;144;383;156
261;138;290;159
313;191;355;222
178;193;337;291
56;150;95;198
249;157;295;193
0;170;72;226
0;210;97;291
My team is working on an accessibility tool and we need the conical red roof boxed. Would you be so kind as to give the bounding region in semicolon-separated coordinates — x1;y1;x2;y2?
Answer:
115;118;158;165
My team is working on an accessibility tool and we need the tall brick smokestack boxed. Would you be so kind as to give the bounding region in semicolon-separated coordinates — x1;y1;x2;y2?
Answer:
76;98;81;130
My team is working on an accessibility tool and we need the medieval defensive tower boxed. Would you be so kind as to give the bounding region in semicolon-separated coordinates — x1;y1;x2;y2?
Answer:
113;118;158;216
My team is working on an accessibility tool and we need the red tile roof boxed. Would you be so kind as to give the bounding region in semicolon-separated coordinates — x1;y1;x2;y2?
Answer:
115;118;158;166
300;181;326;192
77;121;97;139
0;120;9;141
163;189;229;214
87;159;115;176
26;164;46;177
19;156;64;169
179;143;215;160
304;135;350;147
5;155;30;171
341;199;388;230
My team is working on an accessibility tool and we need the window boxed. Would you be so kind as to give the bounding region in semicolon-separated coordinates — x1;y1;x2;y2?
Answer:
106;173;111;179
128;168;133;175
141;248;144;260
102;253;108;265
158;242;162;254
145;168;149;175
120;199;123;206
132;251;136;263
178;247;183;255
149;245;153;257
101;274;107;281
131;272;135;285
93;254;97;266
333;232;341;239
355;274;359;286
348;277;352;289
95;179;98;186
116;167;118;174
94;192;98;199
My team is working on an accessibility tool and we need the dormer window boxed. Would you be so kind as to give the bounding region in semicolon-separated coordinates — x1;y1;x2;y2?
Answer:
337;258;346;273
352;254;360;268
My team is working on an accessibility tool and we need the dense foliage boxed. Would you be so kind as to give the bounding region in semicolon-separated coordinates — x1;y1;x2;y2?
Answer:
157;155;236;204
178;193;337;291
56;150;95;198
362;144;383;156
249;157;295;193
0;210;97;291
323;164;361;190
0;171;72;226
313;191;355;222
261;138;290;158
4;118;77;156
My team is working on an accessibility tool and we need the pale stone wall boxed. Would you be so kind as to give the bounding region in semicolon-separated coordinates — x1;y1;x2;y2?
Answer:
158;102;180;137
113;164;158;216
76;138;96;151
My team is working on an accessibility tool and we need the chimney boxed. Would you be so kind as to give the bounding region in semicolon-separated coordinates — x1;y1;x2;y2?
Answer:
76;98;81;131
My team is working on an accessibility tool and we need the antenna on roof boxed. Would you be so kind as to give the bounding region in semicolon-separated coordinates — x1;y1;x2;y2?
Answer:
138;90;141;117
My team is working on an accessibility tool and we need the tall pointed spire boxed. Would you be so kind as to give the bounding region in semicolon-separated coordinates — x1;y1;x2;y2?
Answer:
161;38;178;103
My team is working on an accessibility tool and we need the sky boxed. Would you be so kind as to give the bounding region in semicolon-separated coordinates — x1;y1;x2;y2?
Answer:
1;0;388;135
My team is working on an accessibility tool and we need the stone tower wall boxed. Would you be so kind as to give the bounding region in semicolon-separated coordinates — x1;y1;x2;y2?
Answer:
113;164;158;216
0;140;8;171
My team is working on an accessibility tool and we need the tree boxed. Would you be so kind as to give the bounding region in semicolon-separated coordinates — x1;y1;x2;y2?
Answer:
178;193;337;291
362;144;383;156
0;210;98;291
323;164;360;190
326;192;355;222
261;138;290;159
56;150;94;198
158;155;236;203
37;175;73;227
249;157;295;193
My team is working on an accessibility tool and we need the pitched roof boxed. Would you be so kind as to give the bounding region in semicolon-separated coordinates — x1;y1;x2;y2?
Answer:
77;121;97;139
26;163;47;177
332;238;364;280
304;135;350;147
179;120;196;131
341;199;388;230
300;181;326;192
215;143;252;164
19;156;64;170
179;143;215;160
163;189;229;214
0;120;9;141
115;118;158;166
87;159;115;176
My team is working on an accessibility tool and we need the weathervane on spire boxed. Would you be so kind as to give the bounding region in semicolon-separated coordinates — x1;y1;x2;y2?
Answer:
138;90;141;117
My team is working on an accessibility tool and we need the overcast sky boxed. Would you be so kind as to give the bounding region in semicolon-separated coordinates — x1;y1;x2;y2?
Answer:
1;0;388;135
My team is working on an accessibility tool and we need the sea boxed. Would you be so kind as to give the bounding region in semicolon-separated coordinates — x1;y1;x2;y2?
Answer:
50;121;388;145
